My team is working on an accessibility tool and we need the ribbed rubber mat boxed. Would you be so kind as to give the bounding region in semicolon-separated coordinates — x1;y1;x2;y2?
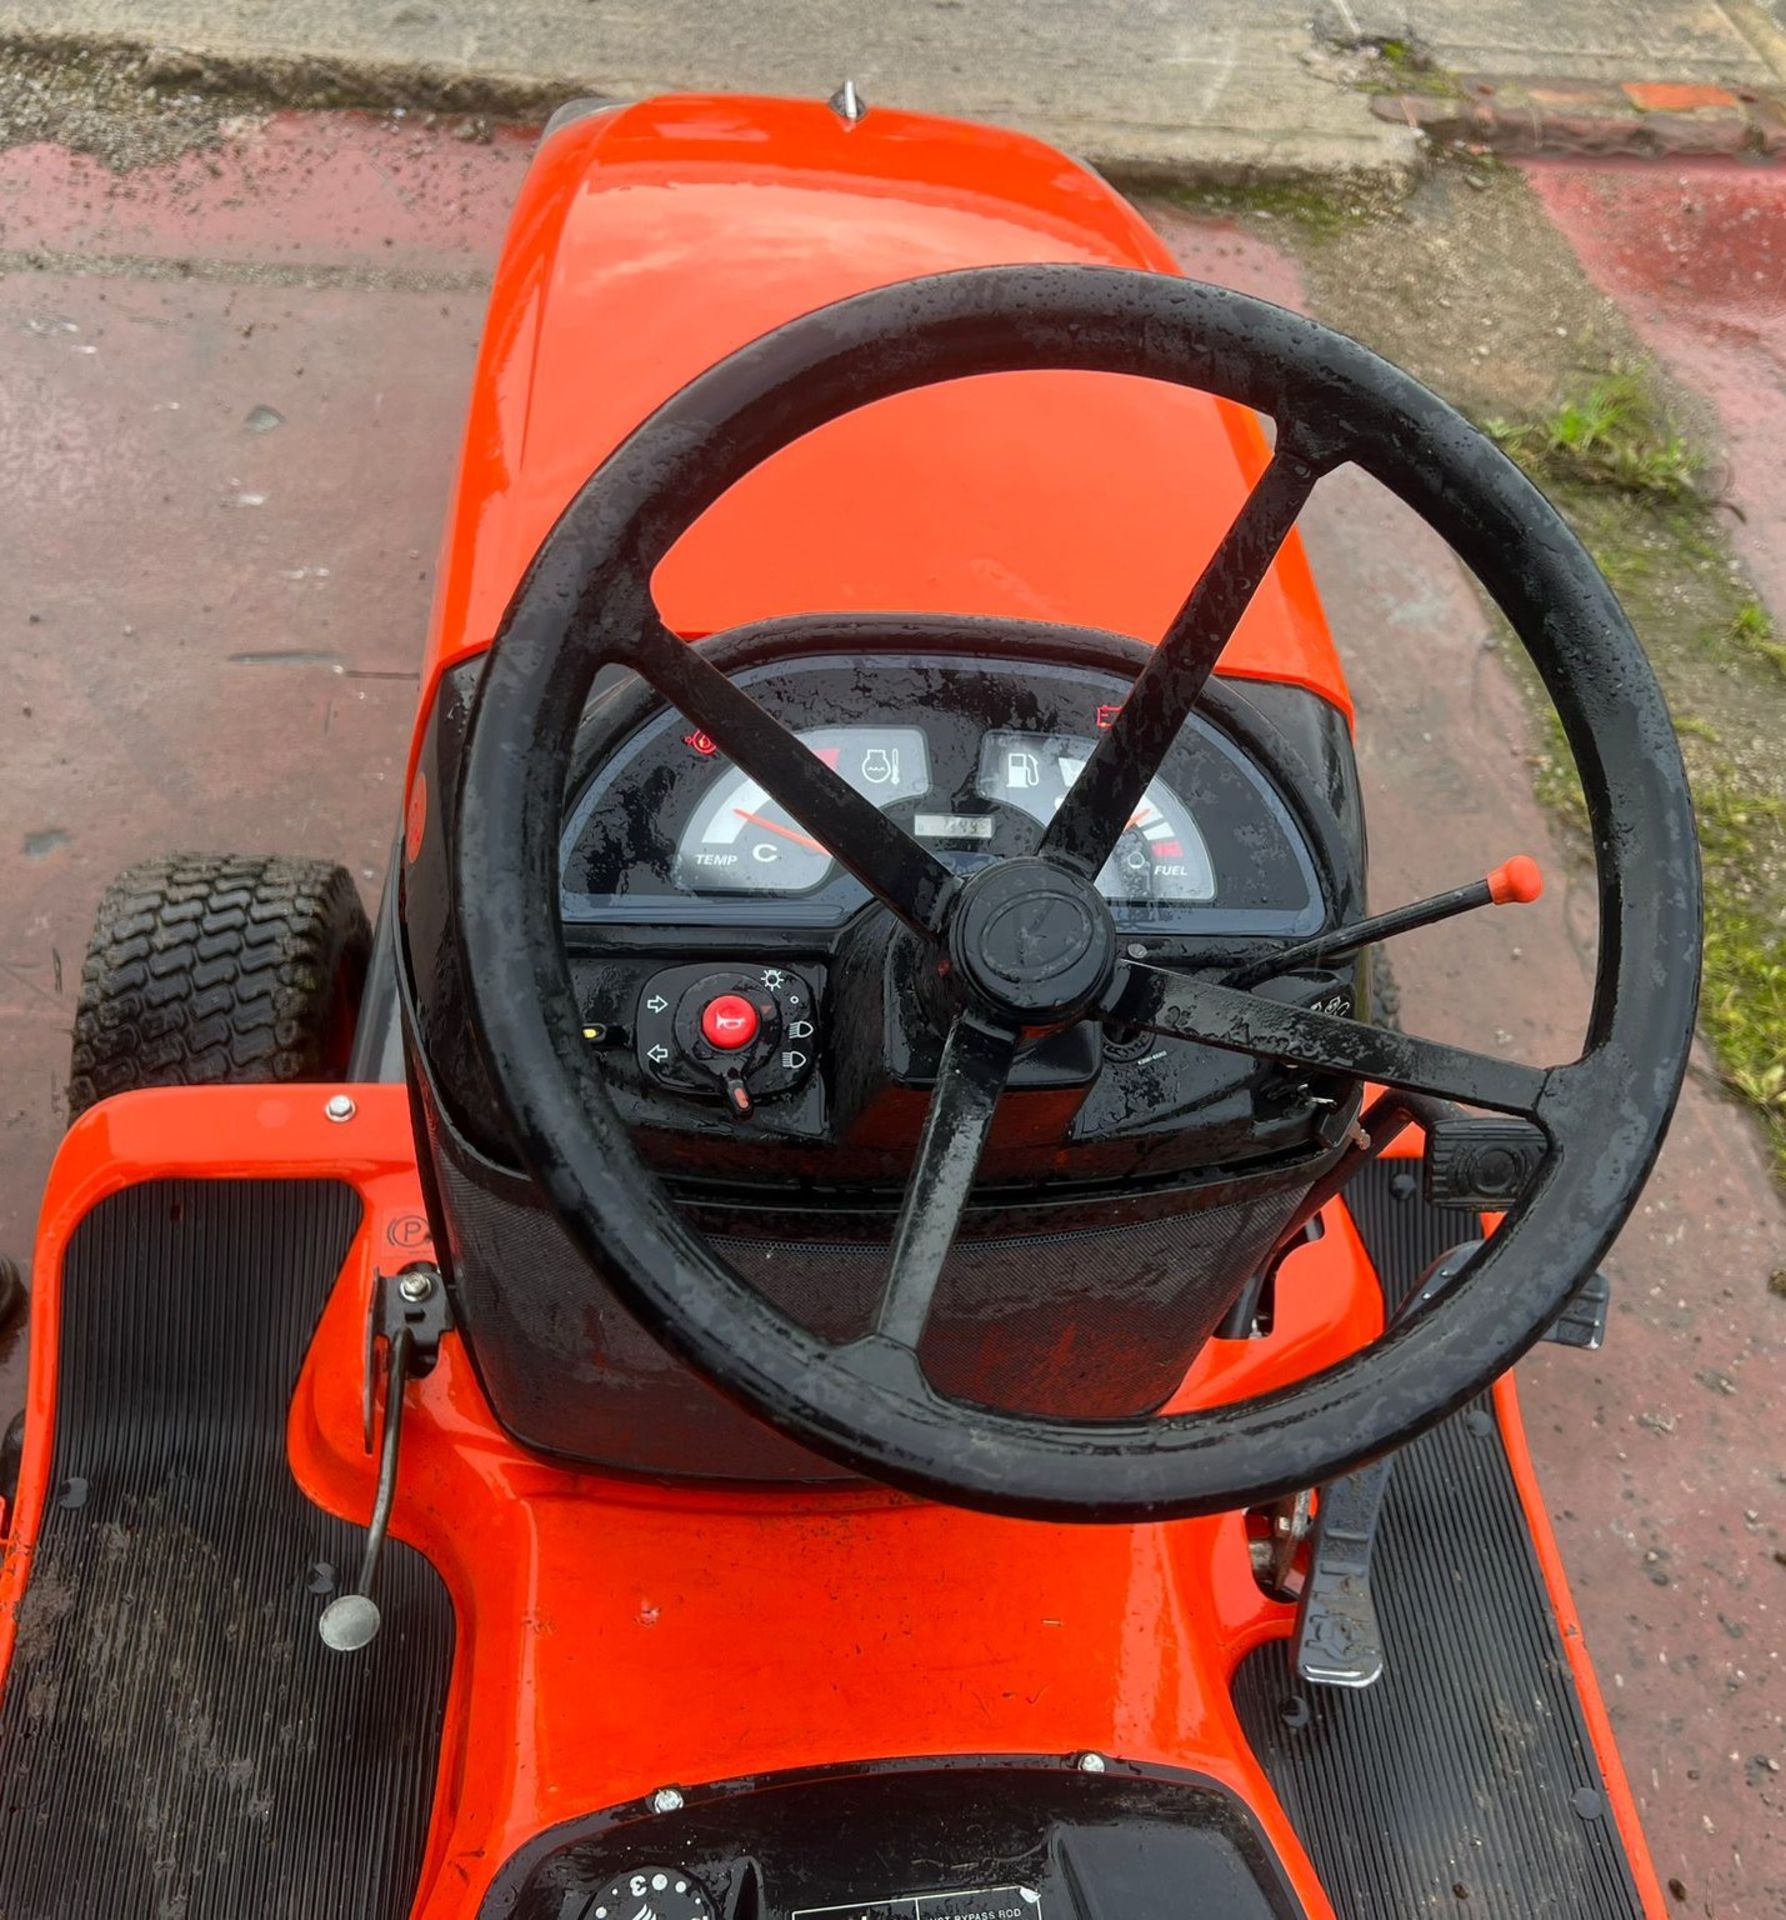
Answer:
1232;1159;1645;1918
0;1179;454;1918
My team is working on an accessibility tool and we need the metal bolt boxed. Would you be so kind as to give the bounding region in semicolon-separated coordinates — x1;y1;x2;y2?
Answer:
650;1786;685;1814
1075;1751;1108;1774
324;1093;356;1123
398;1268;436;1304
826;78;867;125
1126;943;1148;960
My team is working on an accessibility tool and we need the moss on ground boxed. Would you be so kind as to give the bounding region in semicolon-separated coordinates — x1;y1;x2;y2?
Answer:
1160;178;1396;244
1361;37;1470;100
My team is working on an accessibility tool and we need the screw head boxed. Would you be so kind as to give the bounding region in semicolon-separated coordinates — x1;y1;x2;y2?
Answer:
397;1268;436;1303
650;1786;685;1814
1075;1751;1108;1774
324;1093;356;1123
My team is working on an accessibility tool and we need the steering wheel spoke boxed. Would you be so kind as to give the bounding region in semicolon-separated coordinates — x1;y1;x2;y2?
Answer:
630;618;957;937
872;1011;1017;1351
1107;963;1552;1119
1042;436;1330;875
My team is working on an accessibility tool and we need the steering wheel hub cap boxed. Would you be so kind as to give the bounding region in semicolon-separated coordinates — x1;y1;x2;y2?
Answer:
948;858;1116;1023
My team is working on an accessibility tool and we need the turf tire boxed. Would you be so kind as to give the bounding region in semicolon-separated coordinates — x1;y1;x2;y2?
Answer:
68;853;371;1118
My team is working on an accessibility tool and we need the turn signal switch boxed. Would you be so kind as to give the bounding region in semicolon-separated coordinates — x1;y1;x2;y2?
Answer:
633;963;818;1116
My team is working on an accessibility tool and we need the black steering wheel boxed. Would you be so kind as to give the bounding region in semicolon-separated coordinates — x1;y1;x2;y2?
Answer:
454;266;1699;1522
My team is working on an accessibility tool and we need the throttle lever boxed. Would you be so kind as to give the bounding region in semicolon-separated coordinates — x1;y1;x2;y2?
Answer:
1230;855;1543;990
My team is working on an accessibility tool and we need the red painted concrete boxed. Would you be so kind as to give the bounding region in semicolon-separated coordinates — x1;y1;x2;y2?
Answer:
1621;81;1741;113
1527;158;1786;619
1;109;1781;1913
0;117;502;1425
0;111;532;271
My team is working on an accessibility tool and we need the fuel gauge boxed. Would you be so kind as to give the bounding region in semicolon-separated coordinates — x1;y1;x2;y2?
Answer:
976;731;1216;906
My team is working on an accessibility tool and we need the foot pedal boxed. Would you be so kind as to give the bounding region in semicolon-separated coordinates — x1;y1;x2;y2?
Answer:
1294;1240;1477;1689
1424;1114;1546;1208
1294;1456;1393;1688
1544;1266;1611;1349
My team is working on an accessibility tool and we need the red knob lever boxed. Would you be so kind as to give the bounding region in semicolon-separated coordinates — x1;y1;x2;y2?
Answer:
1487;855;1543;906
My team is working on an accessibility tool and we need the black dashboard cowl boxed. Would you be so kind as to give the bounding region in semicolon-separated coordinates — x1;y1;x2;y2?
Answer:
398;622;1371;1473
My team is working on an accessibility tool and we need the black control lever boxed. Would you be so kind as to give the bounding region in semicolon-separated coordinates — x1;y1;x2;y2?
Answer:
1229;855;1543;991
318;1263;451;1653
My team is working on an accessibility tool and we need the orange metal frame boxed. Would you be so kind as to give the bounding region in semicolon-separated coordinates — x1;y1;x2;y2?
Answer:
3;1091;1664;1918
407;91;1349;796
0;91;1666;1920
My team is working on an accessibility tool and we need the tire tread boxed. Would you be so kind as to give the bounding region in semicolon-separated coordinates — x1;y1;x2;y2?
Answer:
68;853;370;1116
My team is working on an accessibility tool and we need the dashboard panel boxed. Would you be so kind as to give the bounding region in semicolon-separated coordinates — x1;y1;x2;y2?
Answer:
560;656;1324;936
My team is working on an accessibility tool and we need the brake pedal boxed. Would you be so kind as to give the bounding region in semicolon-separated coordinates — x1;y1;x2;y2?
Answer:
1294;1456;1393;1688
1294;1240;1475;1689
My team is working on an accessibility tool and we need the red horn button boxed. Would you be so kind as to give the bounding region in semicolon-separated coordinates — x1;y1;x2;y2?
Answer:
700;993;760;1051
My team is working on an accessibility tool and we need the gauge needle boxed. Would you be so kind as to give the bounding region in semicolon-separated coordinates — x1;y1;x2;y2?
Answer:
734;808;828;854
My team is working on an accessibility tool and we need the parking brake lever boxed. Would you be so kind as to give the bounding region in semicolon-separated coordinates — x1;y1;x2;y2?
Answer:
318;1264;451;1653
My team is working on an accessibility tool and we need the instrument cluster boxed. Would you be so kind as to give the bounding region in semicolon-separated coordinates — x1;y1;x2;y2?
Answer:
560;654;1323;937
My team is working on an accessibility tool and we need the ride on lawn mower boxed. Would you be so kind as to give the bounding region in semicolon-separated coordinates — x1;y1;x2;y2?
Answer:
0;88;1699;1919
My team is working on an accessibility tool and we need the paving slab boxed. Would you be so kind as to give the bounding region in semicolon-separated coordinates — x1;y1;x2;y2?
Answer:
0;0;1425;182
1341;0;1780;82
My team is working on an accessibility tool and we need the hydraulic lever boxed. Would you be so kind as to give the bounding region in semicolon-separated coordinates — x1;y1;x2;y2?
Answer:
1229;855;1543;991
318;1263;451;1653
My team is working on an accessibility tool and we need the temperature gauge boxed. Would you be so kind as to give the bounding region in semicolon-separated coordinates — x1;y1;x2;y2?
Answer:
674;727;929;894
976;730;1216;906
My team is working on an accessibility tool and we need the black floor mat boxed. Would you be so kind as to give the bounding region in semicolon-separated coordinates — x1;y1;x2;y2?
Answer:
1232;1159;1646;1919
0;1178;455;1918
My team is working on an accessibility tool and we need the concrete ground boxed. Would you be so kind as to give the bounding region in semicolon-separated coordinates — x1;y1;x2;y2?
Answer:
1;87;1783;1920
4;0;1786;182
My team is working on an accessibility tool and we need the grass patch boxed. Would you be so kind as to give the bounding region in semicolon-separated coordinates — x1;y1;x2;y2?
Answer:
1489;361;1786;1177
1725;599;1786;682
1487;368;1701;500
1696;783;1786;1173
